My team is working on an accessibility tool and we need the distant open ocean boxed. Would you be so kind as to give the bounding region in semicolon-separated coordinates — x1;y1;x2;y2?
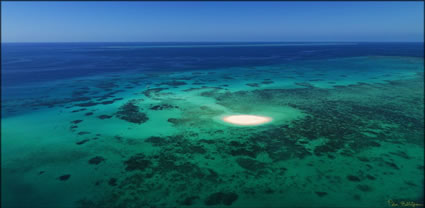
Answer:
1;42;424;208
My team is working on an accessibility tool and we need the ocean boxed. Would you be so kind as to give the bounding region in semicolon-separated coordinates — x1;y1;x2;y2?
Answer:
1;42;424;208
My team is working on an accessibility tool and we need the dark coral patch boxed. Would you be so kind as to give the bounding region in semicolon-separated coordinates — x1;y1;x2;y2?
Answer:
101;100;114;105
150;104;178;110
179;196;200;206
124;153;152;171
160;80;187;87
167;118;190;125
142;88;168;98
347;175;361;182
204;192;238;206
116;101;148;124
75;102;99;107
71;108;87;113
356;184;373;192
58;174;71;181
366;174;376;180
246;83;260;87
389;151;410;159
108;178;117;186
187;145;207;154
71;120;83;124
315;192;328;197
229;141;262;158
353;194;361;200
145;136;167;146
235;158;265;171
357;157;370;162
76;139;90;145
295;82;314;88
78;131;91;135
98;115;112;119
385;161;400;170
261;80;274;84
89;156;105;165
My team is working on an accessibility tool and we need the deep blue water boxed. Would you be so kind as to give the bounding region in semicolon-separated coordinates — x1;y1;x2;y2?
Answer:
2;42;423;87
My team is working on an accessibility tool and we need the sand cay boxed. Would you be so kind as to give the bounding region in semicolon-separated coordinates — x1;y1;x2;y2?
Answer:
222;115;272;126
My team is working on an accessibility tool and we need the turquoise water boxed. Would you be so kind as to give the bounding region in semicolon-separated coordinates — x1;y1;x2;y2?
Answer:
1;43;424;208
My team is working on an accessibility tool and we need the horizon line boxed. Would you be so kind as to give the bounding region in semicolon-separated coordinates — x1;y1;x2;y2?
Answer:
2;41;424;44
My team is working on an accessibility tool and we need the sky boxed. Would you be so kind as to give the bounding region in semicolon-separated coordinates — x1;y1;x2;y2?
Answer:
1;1;424;42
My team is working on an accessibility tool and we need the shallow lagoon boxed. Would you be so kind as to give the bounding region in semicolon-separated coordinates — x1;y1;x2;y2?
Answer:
1;43;424;208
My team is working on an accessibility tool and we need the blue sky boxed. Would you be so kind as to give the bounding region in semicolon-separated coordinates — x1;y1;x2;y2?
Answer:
1;1;423;42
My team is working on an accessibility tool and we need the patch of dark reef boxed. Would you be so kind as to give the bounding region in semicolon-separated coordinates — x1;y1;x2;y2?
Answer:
75;102;98;107
221;75;234;80
315;191;328;197
108;178;117;186
144;136;168;146
158;80;187;87
179;196;200;206
228;141;263;158
192;82;206;85
58;174;71;181
204;192;238;206
116;100;148;124
167;117;191;126
237;127;311;162
261;80;274;84
236;157;266;172
124;153;152;171
389;151;411;159
74;98;122;108
363;173;375;179
76;139;90;145
182;86;223;92
246;83;260;87
150;104;178;110
71;120;83;124
89;156;105;165
98;115;113;119
356;184;373;192
71;108;87;113
78;131;91;136
142;87;168;99
145;135;207;155
95;81;118;91
347;175;362;182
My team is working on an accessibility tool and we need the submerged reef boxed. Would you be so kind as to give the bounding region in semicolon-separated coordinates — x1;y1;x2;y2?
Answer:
88;156;105;165
142;88;168;99
5;58;422;208
204;192;238;206
150;103;178;110
58;174;71;181
116;100;148;124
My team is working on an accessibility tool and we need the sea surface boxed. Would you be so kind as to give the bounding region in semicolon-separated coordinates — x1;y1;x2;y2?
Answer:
1;42;424;208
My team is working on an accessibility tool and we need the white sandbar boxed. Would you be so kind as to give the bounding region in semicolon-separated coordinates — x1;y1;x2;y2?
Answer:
222;115;272;126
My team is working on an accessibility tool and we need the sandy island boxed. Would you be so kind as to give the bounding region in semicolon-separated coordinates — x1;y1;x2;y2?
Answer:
222;115;272;126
